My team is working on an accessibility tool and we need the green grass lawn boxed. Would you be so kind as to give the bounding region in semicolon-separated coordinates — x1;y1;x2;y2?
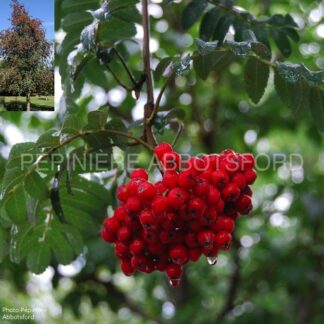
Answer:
0;96;54;111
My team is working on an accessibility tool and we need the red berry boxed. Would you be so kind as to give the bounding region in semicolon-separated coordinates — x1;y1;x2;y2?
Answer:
117;185;129;202
188;197;206;219
129;239;145;255
114;206;127;223
131;255;147;271
185;232;199;248
212;169;229;188
243;185;253;197
127;178;145;196
185;157;205;173
137;181;157;200
115;241;129;256
178;170;196;190
139;209;158;230
241;153;255;170
155;181;168;195
120;260;135;276
222;183;240;202
117;226;132;242
200;208;217;226
161;151;181;171
189;248;202;261
169;245;189;265
126;196;143;213
152;196;168;215
207;186;220;205
130;168;148;180
194;177;210;197
101;227;116;243
166;264;183;279
103;217;119;233
154;142;173;160
197;230;215;251
236;194;253;215
142;230;159;244
168;188;189;209
223;217;235;232
215;231;232;250
245;168;257;185
162;171;178;188
232;172;246;189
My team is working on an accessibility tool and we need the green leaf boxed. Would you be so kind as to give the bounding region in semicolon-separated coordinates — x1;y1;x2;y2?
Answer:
272;30;291;57
63;206;96;232
195;39;219;55
57;224;84;255
309;87;324;132
26;241;51;274
62;0;99;14
62;114;85;135
154;57;172;82
213;15;233;45
4;187;27;224
274;70;309;115
24;171;49;200
62;12;93;31
88;107;110;129
106;119;128;148
36;130;60;148
98;18;136;47
181;0;208;29
250;42;271;60
199;7;222;41
244;57;270;104
48;229;74;265
193;51;234;80
6;142;37;170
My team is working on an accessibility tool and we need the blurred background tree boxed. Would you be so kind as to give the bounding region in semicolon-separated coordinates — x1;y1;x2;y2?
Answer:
0;0;323;323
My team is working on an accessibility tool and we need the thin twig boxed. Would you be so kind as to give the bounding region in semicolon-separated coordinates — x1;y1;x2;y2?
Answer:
142;0;157;146
105;64;133;91
148;72;174;124
112;48;137;86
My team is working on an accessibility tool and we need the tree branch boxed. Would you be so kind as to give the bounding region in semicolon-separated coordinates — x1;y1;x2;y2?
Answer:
142;0;157;146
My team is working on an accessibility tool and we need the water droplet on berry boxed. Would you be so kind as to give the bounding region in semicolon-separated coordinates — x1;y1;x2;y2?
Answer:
169;278;181;288
207;256;218;265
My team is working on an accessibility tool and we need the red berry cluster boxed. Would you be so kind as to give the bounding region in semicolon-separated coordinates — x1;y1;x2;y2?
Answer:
101;143;257;287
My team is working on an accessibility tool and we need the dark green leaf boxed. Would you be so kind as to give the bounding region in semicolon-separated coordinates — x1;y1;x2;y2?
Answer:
200;7;222;41
4;187;27;224
24;171;49;200
88;107;110;129
244;57;270;104
26;241;51;274
48;229;74;265
62;114;85;135
6;142;37;170
181;0;208;30
213;15;233;45
272;30;291;57
106;119;128;148
154;57;172;82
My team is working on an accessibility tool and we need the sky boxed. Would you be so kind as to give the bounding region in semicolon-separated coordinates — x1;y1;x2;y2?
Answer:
0;0;54;40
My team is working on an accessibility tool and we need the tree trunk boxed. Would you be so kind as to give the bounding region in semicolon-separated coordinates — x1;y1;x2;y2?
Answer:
26;93;31;111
